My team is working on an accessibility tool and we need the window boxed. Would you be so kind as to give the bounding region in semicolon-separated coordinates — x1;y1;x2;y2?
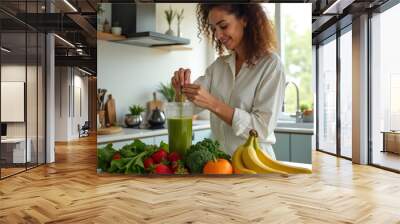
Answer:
371;3;400;171
262;3;312;115
317;37;337;154
340;28;352;158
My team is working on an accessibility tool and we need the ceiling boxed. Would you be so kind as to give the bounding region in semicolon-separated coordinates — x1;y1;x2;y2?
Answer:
0;0;395;74
0;0;99;75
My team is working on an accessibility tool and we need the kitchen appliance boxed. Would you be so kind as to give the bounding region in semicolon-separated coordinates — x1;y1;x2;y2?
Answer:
165;102;195;157
111;3;190;47
148;107;166;129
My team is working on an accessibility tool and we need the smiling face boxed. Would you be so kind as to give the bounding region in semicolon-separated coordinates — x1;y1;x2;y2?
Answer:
208;7;247;52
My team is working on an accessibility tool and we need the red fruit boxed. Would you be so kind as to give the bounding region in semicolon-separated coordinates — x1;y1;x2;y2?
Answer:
144;157;154;169
167;152;181;162
112;152;121;160
154;164;173;174
151;149;168;163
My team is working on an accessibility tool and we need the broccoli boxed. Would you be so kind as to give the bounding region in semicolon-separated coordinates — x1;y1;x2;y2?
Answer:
185;150;214;174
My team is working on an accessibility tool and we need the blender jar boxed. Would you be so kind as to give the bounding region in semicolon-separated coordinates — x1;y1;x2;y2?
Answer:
165;102;195;158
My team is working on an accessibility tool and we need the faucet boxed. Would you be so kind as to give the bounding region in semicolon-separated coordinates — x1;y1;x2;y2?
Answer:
282;81;302;122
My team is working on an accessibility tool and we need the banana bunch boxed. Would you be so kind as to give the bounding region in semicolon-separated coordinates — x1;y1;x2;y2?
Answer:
232;129;312;175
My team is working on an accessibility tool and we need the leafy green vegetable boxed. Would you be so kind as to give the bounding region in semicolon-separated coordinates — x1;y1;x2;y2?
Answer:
184;139;231;174
159;141;169;152
97;144;117;171
185;139;231;161
185;150;214;174
108;158;131;173
98;139;171;175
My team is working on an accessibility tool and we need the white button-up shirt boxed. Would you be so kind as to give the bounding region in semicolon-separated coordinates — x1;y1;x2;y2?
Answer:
194;52;286;158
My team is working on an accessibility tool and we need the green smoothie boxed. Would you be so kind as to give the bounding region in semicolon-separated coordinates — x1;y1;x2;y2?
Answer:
168;116;192;158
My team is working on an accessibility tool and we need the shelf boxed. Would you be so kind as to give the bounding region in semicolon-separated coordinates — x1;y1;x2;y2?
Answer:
97;32;126;41
97;31;192;51
152;45;192;51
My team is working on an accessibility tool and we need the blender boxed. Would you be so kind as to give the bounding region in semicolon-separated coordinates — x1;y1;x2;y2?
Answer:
165;98;194;158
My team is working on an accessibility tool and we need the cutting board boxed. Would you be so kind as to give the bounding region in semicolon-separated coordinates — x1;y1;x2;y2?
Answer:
147;92;164;112
105;94;117;126
97;126;122;135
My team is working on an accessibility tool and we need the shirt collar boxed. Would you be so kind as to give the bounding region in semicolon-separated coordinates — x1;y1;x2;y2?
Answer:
223;52;236;76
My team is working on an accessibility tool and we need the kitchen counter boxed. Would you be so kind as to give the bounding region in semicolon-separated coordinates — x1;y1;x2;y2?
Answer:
275;127;314;135
98;120;314;145
97;120;210;145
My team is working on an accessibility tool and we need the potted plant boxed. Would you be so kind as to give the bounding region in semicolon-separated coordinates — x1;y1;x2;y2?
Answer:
164;6;175;36
301;103;314;123
125;104;145;128
157;82;175;102
96;4;105;32
112;21;122;36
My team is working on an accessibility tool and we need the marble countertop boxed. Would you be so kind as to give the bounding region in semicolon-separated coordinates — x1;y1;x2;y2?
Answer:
97;120;210;144
97;120;314;144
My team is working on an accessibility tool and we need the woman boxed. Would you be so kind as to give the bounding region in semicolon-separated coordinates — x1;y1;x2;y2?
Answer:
171;4;285;158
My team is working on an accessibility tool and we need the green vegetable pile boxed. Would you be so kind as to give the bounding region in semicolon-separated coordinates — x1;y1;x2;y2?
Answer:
184;138;231;174
97;139;167;174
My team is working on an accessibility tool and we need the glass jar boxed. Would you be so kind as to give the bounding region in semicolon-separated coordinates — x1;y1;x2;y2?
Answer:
165;102;195;158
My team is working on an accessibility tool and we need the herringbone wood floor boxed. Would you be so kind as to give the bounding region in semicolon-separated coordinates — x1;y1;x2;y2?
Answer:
1;135;400;224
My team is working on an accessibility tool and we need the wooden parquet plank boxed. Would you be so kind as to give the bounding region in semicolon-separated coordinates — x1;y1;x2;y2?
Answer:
0;135;400;223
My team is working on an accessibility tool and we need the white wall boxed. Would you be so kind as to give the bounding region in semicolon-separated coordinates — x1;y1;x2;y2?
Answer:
55;67;89;141
98;3;214;125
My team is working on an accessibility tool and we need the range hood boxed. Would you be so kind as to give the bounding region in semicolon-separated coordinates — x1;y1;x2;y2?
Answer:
111;3;190;47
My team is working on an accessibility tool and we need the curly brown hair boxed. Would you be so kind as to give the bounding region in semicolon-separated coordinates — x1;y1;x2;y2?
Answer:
196;4;277;65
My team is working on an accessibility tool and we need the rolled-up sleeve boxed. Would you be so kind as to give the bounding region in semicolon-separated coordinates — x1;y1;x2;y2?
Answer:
231;56;286;141
192;67;212;114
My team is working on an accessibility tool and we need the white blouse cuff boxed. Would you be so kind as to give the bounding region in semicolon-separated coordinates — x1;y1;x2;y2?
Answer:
232;108;251;136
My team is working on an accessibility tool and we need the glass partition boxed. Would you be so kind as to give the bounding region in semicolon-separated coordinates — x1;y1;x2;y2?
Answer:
317;37;337;155
339;28;352;159
370;3;400;171
0;1;46;179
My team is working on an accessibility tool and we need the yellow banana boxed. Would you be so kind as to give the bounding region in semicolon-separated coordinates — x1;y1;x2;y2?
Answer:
253;133;312;174
241;131;288;175
232;147;257;174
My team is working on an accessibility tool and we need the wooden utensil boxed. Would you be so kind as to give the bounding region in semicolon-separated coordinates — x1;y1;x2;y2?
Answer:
97;126;122;135
105;94;117;126
147;92;164;112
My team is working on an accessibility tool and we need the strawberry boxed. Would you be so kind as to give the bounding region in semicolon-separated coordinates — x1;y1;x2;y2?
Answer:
144;157;154;169
167;152;181;163
151;149;168;163
112;152;121;160
153;164;173;174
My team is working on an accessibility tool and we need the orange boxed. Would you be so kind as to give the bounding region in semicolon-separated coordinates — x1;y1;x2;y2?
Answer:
203;159;233;174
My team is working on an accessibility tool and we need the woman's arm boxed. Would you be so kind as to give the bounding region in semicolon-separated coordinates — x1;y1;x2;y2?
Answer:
231;57;286;140
182;84;234;125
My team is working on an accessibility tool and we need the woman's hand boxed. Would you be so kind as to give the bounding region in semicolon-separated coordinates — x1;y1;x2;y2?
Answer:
182;84;216;110
171;68;191;95
183;84;235;126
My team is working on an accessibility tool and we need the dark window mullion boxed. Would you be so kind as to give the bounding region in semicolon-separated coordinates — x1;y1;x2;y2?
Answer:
336;27;341;157
316;45;319;151
25;0;28;171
